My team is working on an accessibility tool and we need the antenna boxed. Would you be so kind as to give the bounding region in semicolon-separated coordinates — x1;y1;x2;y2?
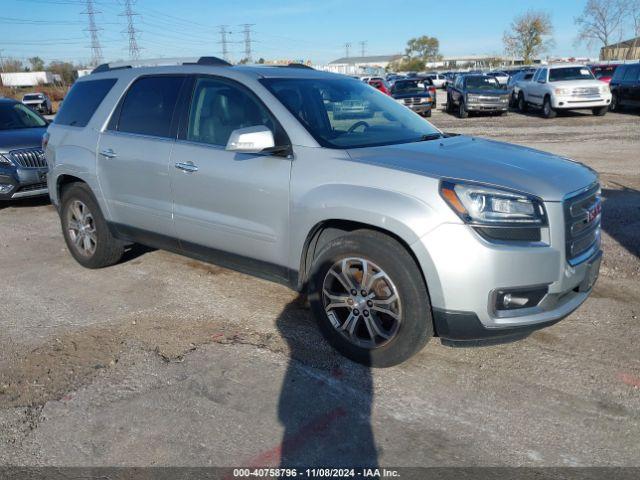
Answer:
120;0;141;60
344;42;351;58
239;24;255;63
218;25;231;62
82;0;103;66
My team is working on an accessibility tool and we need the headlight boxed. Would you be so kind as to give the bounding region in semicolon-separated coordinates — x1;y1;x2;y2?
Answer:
440;181;547;226
0;154;14;166
600;85;609;93
554;88;572;95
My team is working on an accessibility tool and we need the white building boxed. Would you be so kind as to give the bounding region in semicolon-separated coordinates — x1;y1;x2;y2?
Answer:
318;54;403;76
77;69;93;78
0;71;62;88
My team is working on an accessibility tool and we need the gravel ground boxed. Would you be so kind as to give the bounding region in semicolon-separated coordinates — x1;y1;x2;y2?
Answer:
0;105;639;468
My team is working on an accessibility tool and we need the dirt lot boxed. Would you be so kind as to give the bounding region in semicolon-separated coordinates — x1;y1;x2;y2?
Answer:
1;105;639;468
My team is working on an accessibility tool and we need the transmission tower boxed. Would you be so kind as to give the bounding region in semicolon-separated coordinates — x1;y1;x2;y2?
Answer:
239;24;255;63
344;42;351;58
218;25;231;61
81;0;103;66
120;0;141;60
359;41;367;57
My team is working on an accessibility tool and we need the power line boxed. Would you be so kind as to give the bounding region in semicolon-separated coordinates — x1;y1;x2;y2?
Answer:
120;0;141;60
239;24;255;63
81;0;103;66
344;42;351;58
218;25;231;62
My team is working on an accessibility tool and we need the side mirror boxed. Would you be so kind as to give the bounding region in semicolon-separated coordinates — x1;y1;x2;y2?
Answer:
225;125;275;154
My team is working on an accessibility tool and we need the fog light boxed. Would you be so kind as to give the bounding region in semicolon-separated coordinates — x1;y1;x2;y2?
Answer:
495;286;548;311
0;183;14;194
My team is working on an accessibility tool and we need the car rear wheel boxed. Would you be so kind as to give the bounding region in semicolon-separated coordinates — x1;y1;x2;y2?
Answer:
60;183;124;269
309;230;433;367
542;96;556;118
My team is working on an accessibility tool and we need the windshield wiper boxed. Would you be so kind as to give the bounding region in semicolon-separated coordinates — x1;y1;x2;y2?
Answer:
418;133;443;142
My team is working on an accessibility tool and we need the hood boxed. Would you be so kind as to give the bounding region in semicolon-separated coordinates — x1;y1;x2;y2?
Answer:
0;128;47;152
550;79;604;88
466;89;508;96
392;92;431;99
346;135;597;202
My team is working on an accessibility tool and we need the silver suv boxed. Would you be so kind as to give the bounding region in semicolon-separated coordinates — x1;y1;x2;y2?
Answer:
45;57;602;367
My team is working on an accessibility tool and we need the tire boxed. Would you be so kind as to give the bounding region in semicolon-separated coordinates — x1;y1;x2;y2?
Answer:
308;230;433;367
592;106;608;116
457;99;468;118
60;182;124;269
518;92;527;112
542;96;556;118
609;94;618;112
445;94;452;113
499;110;508;116
424;109;432;117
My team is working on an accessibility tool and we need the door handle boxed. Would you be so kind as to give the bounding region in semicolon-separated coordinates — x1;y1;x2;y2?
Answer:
175;161;198;173
99;148;117;159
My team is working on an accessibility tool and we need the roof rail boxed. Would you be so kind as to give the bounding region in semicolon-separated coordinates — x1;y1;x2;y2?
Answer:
91;56;231;74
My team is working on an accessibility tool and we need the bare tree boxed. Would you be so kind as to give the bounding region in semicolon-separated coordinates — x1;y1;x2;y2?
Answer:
575;0;626;48
503;10;554;64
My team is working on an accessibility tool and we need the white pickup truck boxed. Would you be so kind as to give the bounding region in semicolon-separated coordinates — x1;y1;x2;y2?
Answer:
516;64;611;118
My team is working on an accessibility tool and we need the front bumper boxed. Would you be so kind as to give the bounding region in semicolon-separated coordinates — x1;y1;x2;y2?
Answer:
466;101;508;112
0;165;49;200
552;94;611;109
407;104;432;113
412;201;601;338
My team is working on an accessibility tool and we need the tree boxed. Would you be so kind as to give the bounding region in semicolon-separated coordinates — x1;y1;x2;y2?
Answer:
28;56;45;71
47;61;77;84
388;57;427;72
1;58;24;73
575;0;626;48
405;36;440;62
503;10;554;64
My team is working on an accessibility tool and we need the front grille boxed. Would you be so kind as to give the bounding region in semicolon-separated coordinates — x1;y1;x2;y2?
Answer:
564;183;601;264
9;148;47;168
18;182;47;192
572;87;600;96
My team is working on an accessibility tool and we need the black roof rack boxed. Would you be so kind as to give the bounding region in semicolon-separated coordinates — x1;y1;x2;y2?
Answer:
196;56;232;66
91;56;231;74
283;63;314;70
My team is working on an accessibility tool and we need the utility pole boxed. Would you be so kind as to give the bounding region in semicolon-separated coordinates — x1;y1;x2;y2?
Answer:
82;0;103;66
359;41;367;57
121;0;141;60
239;24;255;63
344;42;351;58
218;25;231;62
0;49;5;73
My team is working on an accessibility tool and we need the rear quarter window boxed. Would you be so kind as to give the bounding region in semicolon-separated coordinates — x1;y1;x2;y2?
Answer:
54;78;117;127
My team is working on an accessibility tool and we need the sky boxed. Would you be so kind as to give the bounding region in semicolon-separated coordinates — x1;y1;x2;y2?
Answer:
0;0;632;66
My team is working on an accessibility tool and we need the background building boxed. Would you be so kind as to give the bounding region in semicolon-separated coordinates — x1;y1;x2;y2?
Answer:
319;54;403;76
600;37;640;61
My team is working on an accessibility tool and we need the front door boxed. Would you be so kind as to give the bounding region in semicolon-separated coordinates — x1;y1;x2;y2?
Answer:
169;76;292;277
97;75;186;238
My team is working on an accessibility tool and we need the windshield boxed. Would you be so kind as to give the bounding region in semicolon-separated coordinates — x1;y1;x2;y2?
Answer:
391;80;424;94
549;67;595;82
465;76;502;90
260;77;440;149
592;66;616;79
0;102;47;130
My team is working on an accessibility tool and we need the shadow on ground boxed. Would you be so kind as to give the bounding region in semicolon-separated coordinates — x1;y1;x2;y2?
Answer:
275;297;378;467
602;184;640;260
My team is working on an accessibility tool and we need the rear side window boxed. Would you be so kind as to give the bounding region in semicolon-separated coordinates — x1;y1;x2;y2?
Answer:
55;78;116;127
612;65;626;81
114;76;184;138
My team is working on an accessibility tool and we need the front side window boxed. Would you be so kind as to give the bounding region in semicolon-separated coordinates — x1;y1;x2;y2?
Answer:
0;102;47;130
622;65;640;81
548;67;594;82
261;77;441;149
185;77;284;147
115;76;184;138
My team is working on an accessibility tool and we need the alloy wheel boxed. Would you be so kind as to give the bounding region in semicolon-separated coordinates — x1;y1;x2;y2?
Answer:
322;257;401;349
66;200;97;257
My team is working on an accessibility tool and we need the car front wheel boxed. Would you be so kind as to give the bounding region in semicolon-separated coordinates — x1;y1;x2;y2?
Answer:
309;230;433;367
592;106;608;116
457;99;468;118
518;93;527;112
60;183;124;269
542;97;556;118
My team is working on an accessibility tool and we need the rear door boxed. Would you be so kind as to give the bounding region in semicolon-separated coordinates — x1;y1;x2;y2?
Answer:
169;75;292;276
627;65;640;106
97;75;187;239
